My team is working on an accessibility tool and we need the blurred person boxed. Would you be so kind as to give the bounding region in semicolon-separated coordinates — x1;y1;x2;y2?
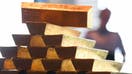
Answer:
84;8;126;62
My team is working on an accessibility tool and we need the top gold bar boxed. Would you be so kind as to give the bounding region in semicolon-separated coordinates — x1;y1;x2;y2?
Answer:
21;2;93;28
22;2;92;12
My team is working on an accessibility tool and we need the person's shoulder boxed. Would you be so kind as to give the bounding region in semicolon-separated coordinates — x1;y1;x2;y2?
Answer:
110;32;120;37
84;30;98;39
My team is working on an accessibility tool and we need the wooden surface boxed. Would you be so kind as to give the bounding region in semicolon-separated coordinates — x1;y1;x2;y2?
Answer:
22;2;92;12
22;2;92;28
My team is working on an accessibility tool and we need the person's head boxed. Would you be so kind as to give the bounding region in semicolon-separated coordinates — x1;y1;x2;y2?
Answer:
99;8;111;28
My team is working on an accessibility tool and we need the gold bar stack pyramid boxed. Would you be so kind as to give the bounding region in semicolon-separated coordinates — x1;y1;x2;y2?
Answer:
0;2;130;74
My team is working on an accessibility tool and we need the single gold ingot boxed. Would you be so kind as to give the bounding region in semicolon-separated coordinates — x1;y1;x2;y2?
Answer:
17;47;31;59
4;59;16;70
75;47;108;59
62;35;96;48
92;60;123;72
46;48;59;59
31;59;45;71
30;35;46;47
61;59;76;71
45;23;80;37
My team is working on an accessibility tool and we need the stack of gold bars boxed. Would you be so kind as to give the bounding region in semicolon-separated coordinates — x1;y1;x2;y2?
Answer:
0;2;129;74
